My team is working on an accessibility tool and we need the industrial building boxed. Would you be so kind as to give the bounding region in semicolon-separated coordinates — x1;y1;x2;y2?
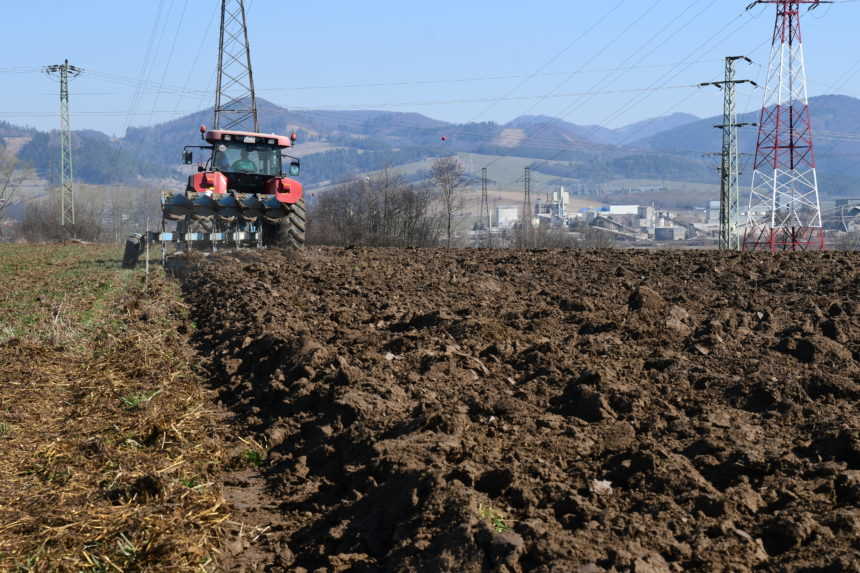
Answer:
495;206;520;228
534;187;572;226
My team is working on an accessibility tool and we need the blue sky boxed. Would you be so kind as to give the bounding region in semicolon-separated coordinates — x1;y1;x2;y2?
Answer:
2;0;858;136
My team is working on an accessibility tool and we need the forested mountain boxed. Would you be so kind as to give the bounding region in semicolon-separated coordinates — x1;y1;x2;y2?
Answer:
0;121;36;138
4;95;860;196
630;95;860;197
17;130;170;185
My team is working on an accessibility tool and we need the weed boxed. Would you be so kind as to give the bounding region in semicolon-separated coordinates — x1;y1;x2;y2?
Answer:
477;503;511;533
243;450;264;467
85;562;110;573
13;551;41;572
120;389;162;410
27;454;72;486
35;465;71;485
116;533;137;561
180;476;199;488
80;554;110;572
43;295;71;346
0;325;16;344
122;438;143;449
0;422;9;437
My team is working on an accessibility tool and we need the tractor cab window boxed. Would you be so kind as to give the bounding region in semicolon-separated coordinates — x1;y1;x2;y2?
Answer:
213;141;282;176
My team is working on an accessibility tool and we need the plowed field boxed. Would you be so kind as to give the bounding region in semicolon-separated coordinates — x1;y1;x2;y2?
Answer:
184;248;860;573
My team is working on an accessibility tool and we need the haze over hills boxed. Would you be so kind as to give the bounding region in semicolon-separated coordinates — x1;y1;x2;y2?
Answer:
3;95;860;198
631;94;860;196
0;100;706;188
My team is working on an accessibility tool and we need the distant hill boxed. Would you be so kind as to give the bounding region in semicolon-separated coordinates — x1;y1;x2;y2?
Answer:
630;94;860;197
611;112;700;145
4;95;859;196
16;130;171;185
0;121;36;138
9;98;704;188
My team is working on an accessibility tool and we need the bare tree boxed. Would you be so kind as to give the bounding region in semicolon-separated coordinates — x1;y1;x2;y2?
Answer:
308;171;442;248
430;156;466;248
0;149;26;237
833;231;860;251
575;225;616;249
20;187;105;242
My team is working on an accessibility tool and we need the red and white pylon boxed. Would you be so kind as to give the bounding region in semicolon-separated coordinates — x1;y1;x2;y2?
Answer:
743;0;825;252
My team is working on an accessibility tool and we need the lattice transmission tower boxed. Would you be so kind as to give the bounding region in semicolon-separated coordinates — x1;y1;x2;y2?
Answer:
701;57;757;251
214;0;258;132
522;167;533;248
744;0;827;251
44;60;83;227
480;168;490;234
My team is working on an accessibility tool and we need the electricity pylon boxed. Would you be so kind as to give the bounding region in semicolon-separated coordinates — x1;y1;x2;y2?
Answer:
744;0;827;251
701;57;757;251
480;168;491;241
44;60;83;227
214;0;258;132
522;167;533;248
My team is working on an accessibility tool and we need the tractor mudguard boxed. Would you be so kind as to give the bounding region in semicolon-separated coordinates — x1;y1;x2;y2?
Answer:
266;177;303;204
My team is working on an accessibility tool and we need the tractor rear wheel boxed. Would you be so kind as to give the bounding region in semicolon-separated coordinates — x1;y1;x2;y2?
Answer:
122;233;144;269
279;199;306;250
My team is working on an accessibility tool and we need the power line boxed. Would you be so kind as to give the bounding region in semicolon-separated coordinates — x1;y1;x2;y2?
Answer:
61;59;729;97
502;5;761;191
481;0;720;176
0;83;703;118
147;0;190;128
464;0;630;124
120;0;169;136
172;3;220;117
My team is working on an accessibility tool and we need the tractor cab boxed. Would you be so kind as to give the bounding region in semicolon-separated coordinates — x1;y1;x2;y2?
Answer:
183;127;301;195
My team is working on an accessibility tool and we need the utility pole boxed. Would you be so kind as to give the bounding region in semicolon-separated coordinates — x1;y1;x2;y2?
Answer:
215;0;258;132
480;167;490;242
522;167;532;248
700;57;757;251
744;0;828;251
44;60;83;227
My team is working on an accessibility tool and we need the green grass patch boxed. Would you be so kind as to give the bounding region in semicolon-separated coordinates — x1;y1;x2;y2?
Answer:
477;503;511;533
119;389;162;410
243;450;264;467
0;244;140;346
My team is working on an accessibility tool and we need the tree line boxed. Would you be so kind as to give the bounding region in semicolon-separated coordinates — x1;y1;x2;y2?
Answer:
307;169;443;248
307;157;616;250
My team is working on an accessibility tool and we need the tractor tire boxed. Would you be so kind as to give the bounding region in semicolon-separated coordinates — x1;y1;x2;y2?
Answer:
122;234;144;269
279;199;306;250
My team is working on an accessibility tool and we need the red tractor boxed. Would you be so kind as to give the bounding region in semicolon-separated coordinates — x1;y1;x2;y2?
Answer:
161;125;305;249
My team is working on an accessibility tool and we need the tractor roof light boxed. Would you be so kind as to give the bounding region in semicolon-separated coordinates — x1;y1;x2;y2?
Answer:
223;134;232;141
